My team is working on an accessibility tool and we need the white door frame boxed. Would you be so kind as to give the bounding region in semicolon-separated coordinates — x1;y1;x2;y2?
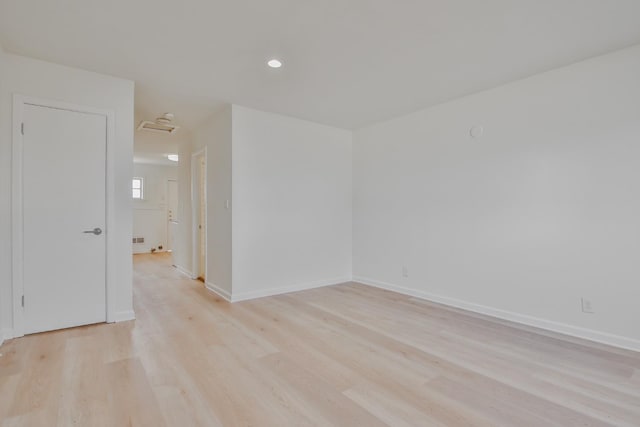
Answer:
11;94;117;338
191;147;207;281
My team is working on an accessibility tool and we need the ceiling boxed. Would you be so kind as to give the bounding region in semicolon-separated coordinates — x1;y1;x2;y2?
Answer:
132;84;212;162
1;1;640;130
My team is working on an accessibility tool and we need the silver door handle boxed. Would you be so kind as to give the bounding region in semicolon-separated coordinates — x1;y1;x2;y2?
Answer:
83;227;102;235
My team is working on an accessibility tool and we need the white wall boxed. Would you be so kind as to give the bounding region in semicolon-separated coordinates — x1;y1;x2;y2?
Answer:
231;105;352;300
132;163;177;254
192;106;233;294
0;52;135;337
353;45;640;350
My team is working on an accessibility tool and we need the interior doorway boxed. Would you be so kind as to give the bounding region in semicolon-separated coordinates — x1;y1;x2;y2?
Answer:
192;149;207;283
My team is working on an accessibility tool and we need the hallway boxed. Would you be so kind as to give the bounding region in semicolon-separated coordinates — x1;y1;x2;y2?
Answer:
0;254;638;426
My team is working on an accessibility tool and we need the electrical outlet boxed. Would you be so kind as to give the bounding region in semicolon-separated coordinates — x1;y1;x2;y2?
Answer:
581;298;594;314
402;266;409;278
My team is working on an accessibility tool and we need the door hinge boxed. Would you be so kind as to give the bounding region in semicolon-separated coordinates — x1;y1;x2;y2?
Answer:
21;123;24;135
21;295;24;307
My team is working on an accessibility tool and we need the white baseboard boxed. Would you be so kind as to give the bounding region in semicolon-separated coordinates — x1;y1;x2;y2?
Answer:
174;264;194;279
133;249;170;255
353;276;640;353
112;310;136;323
230;276;352;303
205;282;232;302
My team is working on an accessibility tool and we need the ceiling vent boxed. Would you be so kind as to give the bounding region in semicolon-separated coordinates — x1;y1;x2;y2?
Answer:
137;113;180;134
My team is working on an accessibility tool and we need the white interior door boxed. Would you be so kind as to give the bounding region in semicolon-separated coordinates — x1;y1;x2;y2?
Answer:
22;103;107;334
167;179;178;253
198;156;206;279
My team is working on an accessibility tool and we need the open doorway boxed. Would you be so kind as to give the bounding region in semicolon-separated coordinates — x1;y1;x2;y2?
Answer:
132;108;207;285
131;163;178;256
132;112;181;276
192;148;207;283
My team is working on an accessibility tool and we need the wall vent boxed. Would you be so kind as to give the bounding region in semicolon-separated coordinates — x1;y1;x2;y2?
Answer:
133;237;145;244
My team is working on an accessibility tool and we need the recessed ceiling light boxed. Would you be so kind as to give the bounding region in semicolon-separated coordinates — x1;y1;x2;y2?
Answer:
267;59;282;68
167;154;179;162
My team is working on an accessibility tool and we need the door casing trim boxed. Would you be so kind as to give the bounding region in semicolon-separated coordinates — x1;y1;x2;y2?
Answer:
11;94;117;337
191;147;207;282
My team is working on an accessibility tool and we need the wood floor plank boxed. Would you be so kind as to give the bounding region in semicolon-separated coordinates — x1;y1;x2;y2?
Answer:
0;252;638;426
6;332;66;420
55;335;110;427
105;358;167;427
343;382;447;427
258;352;388;427
344;378;497;427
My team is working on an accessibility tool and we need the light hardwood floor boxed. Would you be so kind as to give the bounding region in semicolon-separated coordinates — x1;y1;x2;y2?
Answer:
1;253;639;426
